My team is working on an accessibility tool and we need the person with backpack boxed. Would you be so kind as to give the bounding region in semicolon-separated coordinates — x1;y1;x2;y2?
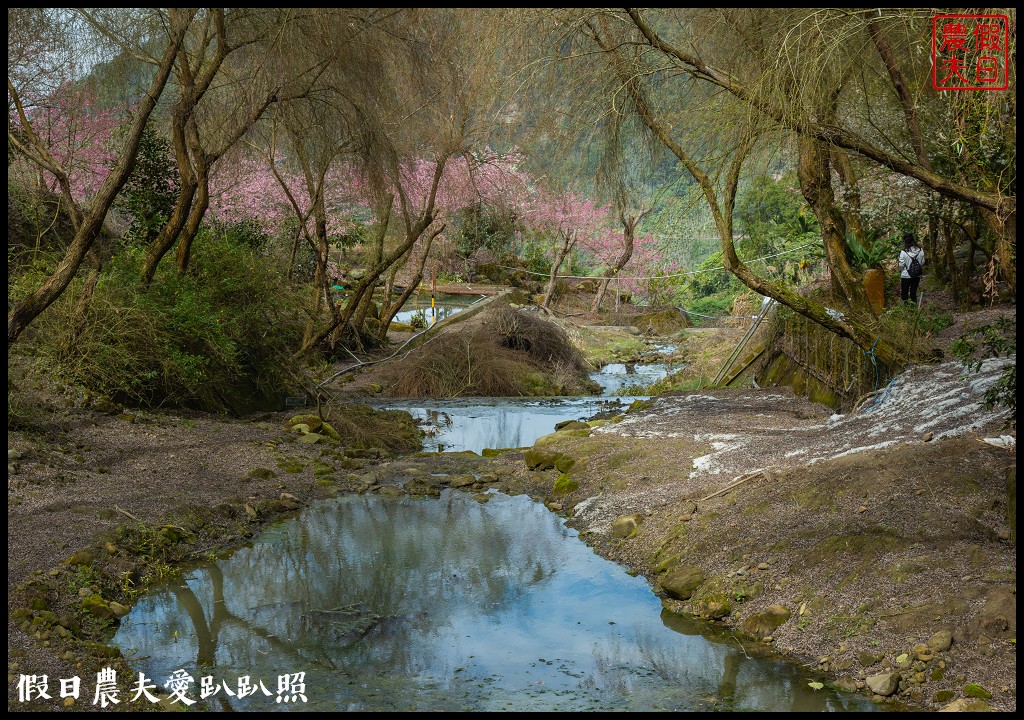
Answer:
898;231;925;304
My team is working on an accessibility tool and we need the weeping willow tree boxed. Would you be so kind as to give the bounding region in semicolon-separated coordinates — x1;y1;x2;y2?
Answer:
281;8;524;355
515;8;1015;367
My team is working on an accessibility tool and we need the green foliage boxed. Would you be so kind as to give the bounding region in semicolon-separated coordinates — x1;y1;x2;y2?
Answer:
685;251;738;297
451;202;521;265
736;173;819;259
951;317;1016;422
33;222;307;414
408;309;427;329
208;218;268;249
845;231;897;271
113;121;179;246
331;214;373;253
686;292;736;325
520;241;552;275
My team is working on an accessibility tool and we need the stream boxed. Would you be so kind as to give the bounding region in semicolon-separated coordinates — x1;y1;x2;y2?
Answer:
111;344;885;711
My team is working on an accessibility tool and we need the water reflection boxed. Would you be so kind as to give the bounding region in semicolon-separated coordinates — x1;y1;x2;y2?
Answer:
589;362;672;396
383;397;634;454
391;293;484;326
379;357;671;454
114;492;879;712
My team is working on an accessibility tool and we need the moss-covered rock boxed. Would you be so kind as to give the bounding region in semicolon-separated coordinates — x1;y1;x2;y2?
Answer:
66;551;93;567
275;458;304;473
627;398;654;414
552;474;579;496
247;467;276;480
81;594;114;620
702;595;732;620
107;601;130;619
553;455;576;473
285;414;323;433
611;513;643;539
654;554;682;575
320;422;342;441
962;683;992;700
524;448;561;471
658;564;706;600
739;604;791;639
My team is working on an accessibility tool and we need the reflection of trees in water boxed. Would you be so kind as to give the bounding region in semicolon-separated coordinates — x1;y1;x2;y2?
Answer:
127;493;571;689
588;618;860;712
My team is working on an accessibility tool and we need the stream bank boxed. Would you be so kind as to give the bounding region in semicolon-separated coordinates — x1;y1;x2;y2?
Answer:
7;306;1015;712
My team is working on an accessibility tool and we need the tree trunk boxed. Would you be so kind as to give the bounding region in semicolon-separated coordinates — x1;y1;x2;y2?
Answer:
543;230;574;311
593;214;637;313
979;206;1016;294
174;164;210;273
377;225;443;340
8;12;191;344
797;135;873;315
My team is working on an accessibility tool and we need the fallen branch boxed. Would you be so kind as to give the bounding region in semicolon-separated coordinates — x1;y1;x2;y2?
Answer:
698;471;765;503
114;505;145;524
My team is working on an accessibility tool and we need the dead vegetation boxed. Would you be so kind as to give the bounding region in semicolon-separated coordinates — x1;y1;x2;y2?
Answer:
378;304;599;397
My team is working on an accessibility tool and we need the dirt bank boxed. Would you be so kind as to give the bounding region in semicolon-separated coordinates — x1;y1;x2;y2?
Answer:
488;356;1016;712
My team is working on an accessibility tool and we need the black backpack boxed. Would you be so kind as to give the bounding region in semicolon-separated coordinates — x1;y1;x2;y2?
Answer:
908;251;923;278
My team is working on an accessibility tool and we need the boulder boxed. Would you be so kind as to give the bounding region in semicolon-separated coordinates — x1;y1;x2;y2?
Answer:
524;448;561;471
938;699;990;712
286;414;323;433
610;513;643;539
865;672;900;697
658;564;706;600
552;474;579;496
928;630;953;653
553;455;576;473
740;604;791;639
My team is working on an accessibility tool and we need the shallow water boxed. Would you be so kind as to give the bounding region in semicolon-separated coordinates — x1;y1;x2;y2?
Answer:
589;362;672;396
391;293;485;326
379;357;673;454
112;491;879;712
380;396;635;454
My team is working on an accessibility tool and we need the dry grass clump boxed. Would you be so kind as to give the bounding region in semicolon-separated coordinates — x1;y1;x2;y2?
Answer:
380;305;597;398
322;403;424;454
487;305;589;373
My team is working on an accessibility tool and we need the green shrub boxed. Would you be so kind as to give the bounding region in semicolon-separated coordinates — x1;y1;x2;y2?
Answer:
33;222;308;414
952;316;1016;423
